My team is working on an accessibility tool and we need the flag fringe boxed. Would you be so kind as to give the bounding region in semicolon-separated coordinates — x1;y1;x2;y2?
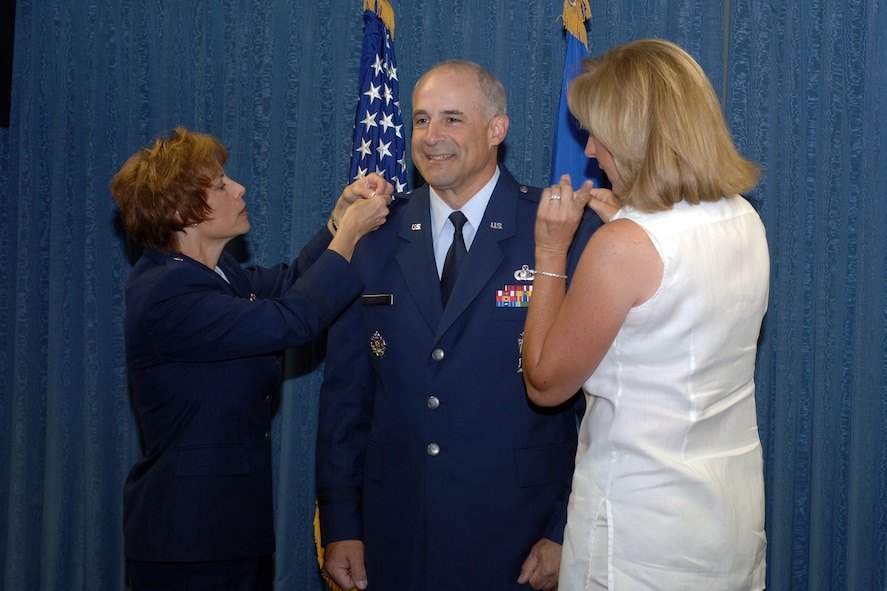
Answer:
562;0;592;48
364;0;397;38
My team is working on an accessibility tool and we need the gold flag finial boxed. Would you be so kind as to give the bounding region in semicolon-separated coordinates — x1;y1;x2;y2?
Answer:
562;0;592;49
364;0;397;39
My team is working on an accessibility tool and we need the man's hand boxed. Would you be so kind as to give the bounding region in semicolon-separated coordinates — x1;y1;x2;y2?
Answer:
517;538;562;590
322;540;368;591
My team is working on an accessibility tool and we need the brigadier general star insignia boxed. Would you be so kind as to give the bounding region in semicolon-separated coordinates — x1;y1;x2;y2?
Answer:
370;331;387;358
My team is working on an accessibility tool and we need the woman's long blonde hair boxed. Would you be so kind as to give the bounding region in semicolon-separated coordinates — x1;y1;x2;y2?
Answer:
568;39;759;212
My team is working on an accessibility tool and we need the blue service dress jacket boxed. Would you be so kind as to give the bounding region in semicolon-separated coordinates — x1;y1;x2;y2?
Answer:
123;227;363;563
316;166;599;590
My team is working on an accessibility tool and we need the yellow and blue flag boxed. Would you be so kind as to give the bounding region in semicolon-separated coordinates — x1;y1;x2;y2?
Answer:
551;0;606;188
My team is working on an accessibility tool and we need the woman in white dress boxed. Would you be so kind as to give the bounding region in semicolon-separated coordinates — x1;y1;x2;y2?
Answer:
522;39;769;590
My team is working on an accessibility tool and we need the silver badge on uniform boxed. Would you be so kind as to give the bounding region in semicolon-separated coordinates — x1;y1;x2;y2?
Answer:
517;331;523;373
514;265;534;281
370;331;387;358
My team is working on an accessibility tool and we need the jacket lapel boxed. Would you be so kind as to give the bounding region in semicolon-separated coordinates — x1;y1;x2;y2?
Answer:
395;189;444;332
217;254;252;299
434;167;520;340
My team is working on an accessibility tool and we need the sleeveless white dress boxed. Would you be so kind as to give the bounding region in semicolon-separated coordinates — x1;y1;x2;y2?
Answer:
559;196;769;590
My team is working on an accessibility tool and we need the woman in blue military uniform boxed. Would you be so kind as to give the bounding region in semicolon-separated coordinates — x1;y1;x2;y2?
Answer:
111;126;391;591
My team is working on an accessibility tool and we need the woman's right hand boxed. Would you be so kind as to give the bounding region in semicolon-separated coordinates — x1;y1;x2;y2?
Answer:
535;175;592;259
328;193;392;261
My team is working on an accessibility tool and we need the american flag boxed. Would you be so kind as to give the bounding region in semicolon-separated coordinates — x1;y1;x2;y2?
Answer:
551;0;605;189
349;1;408;192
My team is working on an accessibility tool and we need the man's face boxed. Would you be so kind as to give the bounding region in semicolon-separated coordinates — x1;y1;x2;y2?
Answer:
411;67;506;207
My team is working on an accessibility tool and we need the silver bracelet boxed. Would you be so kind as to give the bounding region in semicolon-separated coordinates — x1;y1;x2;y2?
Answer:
534;269;568;279
514;265;567;280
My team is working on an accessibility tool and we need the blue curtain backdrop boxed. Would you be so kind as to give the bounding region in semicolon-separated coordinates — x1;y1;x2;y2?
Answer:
1;1;884;590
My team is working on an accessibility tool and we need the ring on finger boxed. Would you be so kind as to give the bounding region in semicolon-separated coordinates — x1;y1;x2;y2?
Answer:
549;193;561;201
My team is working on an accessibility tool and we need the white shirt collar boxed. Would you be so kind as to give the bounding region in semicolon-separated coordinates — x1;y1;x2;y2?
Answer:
429;166;500;248
429;167;500;275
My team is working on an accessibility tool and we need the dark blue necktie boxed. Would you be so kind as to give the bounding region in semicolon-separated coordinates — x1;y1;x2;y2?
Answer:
440;211;468;305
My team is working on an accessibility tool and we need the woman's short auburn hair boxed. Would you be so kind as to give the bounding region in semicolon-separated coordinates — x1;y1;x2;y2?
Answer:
110;126;227;253
567;38;760;212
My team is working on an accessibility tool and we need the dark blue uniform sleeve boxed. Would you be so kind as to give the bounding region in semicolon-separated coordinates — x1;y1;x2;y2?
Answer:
137;228;363;363
315;292;375;544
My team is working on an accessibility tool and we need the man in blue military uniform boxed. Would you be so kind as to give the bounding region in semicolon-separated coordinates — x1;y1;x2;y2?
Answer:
316;60;599;590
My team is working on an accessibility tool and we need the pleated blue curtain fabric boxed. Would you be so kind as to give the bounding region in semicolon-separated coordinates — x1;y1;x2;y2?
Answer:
728;4;887;590
1;2;367;590
1;1;885;590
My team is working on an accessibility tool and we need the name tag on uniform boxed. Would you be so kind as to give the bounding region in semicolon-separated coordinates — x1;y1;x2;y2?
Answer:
362;294;394;306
